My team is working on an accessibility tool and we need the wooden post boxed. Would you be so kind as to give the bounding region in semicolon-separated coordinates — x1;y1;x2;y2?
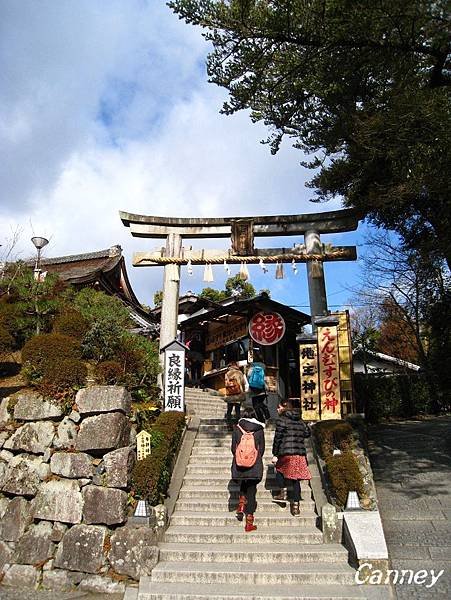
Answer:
305;230;328;323
159;233;182;353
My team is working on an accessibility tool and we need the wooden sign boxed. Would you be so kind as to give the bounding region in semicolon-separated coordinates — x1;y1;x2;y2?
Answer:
331;311;354;415
299;343;320;421
249;312;286;346
136;431;151;461
318;325;341;419
162;340;186;412
205;318;247;352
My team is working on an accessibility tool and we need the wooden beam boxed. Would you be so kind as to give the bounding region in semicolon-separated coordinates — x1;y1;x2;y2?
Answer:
120;208;363;237
132;246;357;266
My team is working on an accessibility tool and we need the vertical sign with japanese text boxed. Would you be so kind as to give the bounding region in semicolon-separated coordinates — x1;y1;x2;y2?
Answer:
164;348;185;412
299;343;320;421
318;325;341;420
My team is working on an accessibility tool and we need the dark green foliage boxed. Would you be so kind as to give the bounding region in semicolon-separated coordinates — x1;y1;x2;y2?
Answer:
131;411;186;504
170;0;451;267
313;420;354;460
0;265;66;344
53;310;90;340
325;452;365;508
354;373;432;423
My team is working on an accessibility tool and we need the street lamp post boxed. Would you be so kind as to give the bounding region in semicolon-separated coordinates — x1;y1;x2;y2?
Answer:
31;236;49;335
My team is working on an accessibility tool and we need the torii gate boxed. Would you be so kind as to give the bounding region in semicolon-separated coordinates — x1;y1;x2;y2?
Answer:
120;209;362;354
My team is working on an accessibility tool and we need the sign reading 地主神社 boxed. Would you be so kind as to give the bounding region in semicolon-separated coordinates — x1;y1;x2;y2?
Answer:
249;311;286;346
299;342;320;421
162;340;187;412
317;325;341;419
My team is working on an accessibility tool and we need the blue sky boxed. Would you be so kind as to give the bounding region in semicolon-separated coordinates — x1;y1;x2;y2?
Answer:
0;0;369;313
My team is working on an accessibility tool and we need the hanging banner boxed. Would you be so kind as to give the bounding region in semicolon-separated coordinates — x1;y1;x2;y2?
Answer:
299;343;320;421
249;311;286;346
318;325;341;419
163;341;186;412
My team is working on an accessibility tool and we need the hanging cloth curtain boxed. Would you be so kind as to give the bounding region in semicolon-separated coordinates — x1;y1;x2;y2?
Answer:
275;262;284;279
239;262;249;280
203;262;214;282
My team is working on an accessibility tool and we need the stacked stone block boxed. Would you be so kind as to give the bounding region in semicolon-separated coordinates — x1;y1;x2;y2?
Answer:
0;385;159;594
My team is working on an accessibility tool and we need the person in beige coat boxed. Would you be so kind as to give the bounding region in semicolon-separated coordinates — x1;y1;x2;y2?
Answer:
224;361;247;425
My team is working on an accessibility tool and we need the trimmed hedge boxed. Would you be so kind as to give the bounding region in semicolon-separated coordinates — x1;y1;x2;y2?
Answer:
325;452;365;507
131;411;186;505
313;419;364;509
21;333;85;397
313;419;353;460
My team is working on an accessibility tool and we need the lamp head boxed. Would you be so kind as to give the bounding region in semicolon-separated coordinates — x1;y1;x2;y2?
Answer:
31;237;49;251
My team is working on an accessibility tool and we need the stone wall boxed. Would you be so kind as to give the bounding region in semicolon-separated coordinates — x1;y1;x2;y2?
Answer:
0;386;160;594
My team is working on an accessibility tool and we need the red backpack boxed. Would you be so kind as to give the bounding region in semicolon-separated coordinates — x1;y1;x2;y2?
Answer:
235;424;258;468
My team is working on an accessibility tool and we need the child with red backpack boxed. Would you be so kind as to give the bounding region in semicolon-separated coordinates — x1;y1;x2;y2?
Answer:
231;407;265;532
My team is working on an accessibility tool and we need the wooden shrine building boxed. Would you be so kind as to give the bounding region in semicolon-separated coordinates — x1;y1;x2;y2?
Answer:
179;293;309;400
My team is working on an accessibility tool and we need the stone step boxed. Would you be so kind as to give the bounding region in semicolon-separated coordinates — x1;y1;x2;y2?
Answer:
182;475;284;485
163;526;323;545
177;487;313;500
150;561;355;585
139;581;392;600
157;543;346;563
169;512;317;528
174;500;316;512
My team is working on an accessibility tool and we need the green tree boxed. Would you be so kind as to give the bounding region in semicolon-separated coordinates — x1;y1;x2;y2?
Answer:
153;290;163;307
198;287;228;302
169;0;451;266
224;274;256;298
199;274;258;301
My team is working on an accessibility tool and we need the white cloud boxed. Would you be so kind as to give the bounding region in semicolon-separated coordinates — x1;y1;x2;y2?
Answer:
0;0;357;310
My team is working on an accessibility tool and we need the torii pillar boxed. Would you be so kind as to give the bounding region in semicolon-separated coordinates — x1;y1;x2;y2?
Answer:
159;233;182;351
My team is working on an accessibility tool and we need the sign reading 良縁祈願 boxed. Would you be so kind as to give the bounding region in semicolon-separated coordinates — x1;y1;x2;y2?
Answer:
161;340;187;412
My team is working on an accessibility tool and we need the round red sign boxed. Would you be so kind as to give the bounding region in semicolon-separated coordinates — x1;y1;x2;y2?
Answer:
248;311;286;346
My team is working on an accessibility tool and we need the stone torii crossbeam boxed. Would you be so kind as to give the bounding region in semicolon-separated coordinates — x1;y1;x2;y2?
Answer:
120;208;362;354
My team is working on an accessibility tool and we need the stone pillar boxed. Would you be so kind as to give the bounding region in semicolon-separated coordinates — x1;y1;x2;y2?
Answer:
305;230;328;323
159;234;182;354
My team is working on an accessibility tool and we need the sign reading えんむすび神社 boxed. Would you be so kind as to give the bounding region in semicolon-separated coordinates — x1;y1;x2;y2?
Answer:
317;325;341;419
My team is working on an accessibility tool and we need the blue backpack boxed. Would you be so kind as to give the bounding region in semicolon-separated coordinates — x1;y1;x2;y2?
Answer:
248;364;265;390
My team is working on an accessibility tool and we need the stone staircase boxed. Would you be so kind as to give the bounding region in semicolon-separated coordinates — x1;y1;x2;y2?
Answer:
136;388;391;600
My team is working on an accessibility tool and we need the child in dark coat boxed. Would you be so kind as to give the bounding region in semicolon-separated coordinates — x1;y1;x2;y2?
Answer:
272;399;311;516
231;408;265;532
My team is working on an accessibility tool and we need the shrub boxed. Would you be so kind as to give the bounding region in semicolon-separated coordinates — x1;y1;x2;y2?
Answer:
53;310;89;340
42;358;88;392
131;411;186;504
22;333;81;377
94;360;124;385
313;420;354;459
325;451;365;508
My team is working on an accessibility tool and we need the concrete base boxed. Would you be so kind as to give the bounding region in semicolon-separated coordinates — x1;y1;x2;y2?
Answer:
343;511;389;571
